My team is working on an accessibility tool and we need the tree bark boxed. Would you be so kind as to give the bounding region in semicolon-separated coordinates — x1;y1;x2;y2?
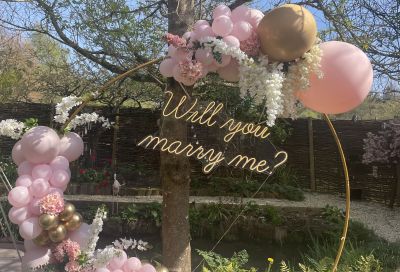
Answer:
390;162;400;208
161;0;194;271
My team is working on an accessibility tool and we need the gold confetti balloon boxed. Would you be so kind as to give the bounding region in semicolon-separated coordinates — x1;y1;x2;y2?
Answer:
38;214;58;230
59;202;76;222
33;231;50;246
257;4;317;62
64;212;83;231
48;224;67;243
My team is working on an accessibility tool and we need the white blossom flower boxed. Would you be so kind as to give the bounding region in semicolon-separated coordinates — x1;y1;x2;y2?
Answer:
54;95;82;124
82;206;107;257
0;119;25;139
92;246;120;268
67;112;112;130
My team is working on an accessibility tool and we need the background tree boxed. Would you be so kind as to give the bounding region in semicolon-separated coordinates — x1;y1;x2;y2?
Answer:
363;120;400;208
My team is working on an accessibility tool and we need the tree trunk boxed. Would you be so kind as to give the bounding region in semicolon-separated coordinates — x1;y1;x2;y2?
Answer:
161;0;194;271
390;162;400;208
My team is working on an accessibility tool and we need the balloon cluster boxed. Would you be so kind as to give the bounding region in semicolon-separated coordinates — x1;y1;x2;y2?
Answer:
159;4;264;85
96;253;157;272
7;126;84;264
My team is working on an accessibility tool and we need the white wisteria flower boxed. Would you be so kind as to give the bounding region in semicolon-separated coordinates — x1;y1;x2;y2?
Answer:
0;119;25;139
92;246;121;268
82;206;107;257
54;95;82;124
67;112;112;130
113;237;150;251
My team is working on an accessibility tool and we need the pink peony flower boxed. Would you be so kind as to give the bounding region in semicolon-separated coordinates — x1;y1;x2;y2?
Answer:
65;260;81;272
240;31;260;56
179;59;204;82
39;192;65;215
165;33;187;48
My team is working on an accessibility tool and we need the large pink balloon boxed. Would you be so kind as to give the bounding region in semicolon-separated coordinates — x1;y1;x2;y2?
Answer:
16;175;33;187
217;59;240;82
160;59;177;78
95;268;110;272
137;264;157;272
19;217;42;240
49;169;70;189
18;161;34;176
297;41;373;114
193;20;209;30
8;186;31;208
50;156;69;171
32;164;53;180
22;247;51;270
231;21;253;41
21;126;60;164
30;178;50;198
47;187;64;196
9;206;31;225
194;25;214;40
59;132;84;162
195;48;214;65
213;4;231;19
246;9;264;28
28;198;42;216
231;5;250;22
69;223;91;248
212;15;233;37
113;270;123;272
123;257;142;272
108;250;128;270
223;35;240;48
12;140;25;165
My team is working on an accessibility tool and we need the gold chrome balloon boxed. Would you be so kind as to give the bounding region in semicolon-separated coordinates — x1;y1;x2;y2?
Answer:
33;231;50;246
59;202;76;222
48;224;67;243
64;212;83;231
257;4;317;62
156;265;169;272
38;214;58;230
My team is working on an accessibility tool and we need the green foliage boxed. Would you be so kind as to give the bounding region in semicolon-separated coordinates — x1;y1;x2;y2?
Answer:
197;250;257;272
80;204;109;222
23;118;39;132
269;120;293;145
0;157;18;186
120;203;162;226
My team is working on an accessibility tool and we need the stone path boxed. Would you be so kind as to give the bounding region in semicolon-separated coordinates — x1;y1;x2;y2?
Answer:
0;245;23;272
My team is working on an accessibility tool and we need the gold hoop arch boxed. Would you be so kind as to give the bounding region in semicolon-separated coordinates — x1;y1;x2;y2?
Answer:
65;61;351;272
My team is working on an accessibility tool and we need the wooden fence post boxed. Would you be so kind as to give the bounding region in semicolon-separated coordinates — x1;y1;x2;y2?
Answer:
308;118;316;191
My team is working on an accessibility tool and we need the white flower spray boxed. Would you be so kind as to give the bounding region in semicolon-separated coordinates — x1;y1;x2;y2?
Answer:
0;119;25;139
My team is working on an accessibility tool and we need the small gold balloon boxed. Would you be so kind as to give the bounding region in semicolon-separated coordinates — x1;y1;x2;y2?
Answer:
59;202;76;222
39;214;58;230
64;212;83;231
33;231;50;246
257;4;317;62
156;265;169;272
48;224;67;243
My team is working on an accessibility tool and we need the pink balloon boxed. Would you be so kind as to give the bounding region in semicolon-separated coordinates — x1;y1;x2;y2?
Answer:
231;21;253;41
246;9;264;28
12;140;25;165
108;250;127;270
22;247;51;270
193;20;209;30
69;223;91;248
95;269;110;272
24;239;41;251
297;41;373;114
18;161;34;176
195;48;214;65
223;35;240;48
217;59;240;82
194;25;214;40
9;206;31;225
207;63;218;73
47;187;64;196
231;5;250;22
175;49;192;61
8;186;31;208
16;175;33;187
32;164;53;180
167;45;177;57
212;15;233;37
182;31;192;40
173;65;196;86
59;132;84;162
28;198;42;216
160;59;177;77
200;66;209;78
113;270;123;272
137;264;157;272
215;55;231;67
19;217;42;240
50;156;69;171
123;257;142;272
21;126;60;164
49;169;70;189
213;4;231;19
30;178;50;198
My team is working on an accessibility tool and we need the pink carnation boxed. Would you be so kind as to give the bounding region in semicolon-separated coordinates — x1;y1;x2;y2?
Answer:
240;31;260;56
179;59;203;82
165;33;187;48
65;261;81;272
39;192;65;215
53;239;81;264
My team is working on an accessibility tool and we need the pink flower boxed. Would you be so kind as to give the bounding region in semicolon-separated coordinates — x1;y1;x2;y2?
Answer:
39;192;65;215
165;33;187;48
179;59;203;82
240;31;260;56
65;260;81;272
64;239;81;261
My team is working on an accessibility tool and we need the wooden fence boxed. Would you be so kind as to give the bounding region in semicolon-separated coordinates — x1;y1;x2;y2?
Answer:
0;102;398;205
